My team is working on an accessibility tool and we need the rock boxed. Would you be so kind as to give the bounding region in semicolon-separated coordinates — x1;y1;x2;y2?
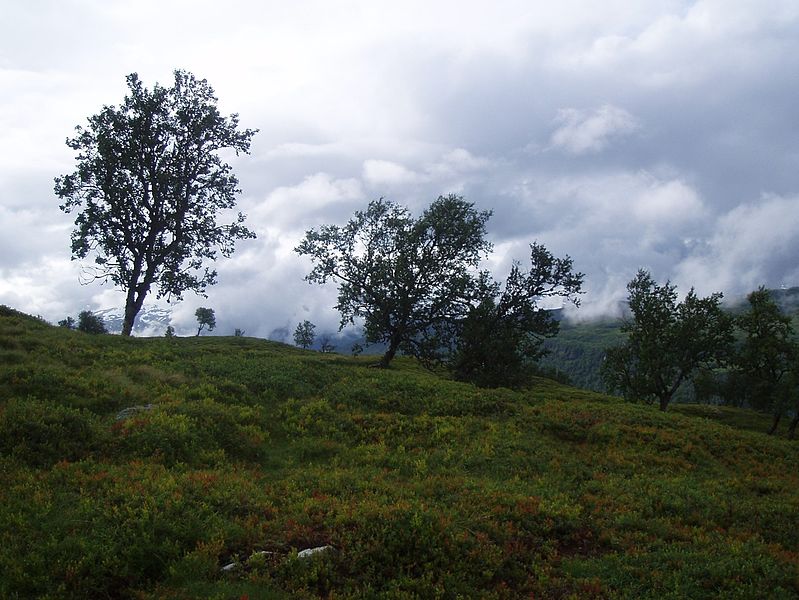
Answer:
220;550;279;572
115;404;154;421
297;545;333;559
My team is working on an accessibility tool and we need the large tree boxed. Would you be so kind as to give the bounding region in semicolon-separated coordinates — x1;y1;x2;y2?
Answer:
55;70;256;336
295;195;492;367
450;243;583;388
602;270;734;411
733;287;797;435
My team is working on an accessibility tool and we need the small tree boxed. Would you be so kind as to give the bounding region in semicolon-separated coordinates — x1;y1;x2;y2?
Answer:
296;195;492;367
234;328;245;337
164;325;176;338
450;243;583;388
602;270;734;411
58;316;76;329
733;287;797;434
293;320;316;349
55;70;257;336
319;334;336;353
77;310;108;334
195;307;216;336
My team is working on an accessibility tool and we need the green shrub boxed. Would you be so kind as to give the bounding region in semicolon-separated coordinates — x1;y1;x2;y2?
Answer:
0;398;104;466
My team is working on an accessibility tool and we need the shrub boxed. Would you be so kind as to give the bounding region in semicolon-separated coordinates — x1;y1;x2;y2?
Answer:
0;398;104;466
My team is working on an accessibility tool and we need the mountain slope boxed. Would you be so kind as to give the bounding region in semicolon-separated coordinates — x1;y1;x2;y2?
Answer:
1;305;797;599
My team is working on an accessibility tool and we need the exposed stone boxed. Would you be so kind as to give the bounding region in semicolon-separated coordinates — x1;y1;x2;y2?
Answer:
115;404;154;421
297;545;334;559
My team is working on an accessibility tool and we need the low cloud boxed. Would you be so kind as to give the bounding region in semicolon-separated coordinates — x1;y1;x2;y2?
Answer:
549;105;639;155
674;194;799;296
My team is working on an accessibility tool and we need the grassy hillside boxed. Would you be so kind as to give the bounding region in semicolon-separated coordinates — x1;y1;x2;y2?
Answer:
1;305;798;599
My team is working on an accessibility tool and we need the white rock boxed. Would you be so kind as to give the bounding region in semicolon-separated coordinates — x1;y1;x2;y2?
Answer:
297;545;333;559
115;404;154;420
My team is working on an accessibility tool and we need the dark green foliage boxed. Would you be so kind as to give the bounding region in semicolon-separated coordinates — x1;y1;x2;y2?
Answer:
194;307;216;336
293;320;316;349
450;243;583;388
78;309;108;334
540;319;625;392
602;270;734;411
733;288;797;434
296;195;492;367
58;316;76;329
55;70;257;336
0;398;105;466
1;307;798;599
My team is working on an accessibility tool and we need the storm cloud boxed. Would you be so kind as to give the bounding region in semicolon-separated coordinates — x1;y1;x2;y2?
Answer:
2;0;798;335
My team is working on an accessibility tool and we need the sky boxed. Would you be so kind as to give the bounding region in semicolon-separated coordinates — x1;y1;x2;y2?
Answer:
2;0;799;338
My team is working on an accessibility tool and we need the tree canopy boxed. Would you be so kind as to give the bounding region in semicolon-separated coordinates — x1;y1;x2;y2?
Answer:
295;195;492;367
602;269;734;411
293;320;316;349
77;310;107;335
733;287;797;434
55;70;256;336
450;243;584;388
195;307;216;336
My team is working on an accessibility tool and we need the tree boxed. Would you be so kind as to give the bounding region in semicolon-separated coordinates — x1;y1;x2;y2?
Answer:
55;70;257;336
77;310;108;334
295;195;492;367
164;325;176;338
58;316;76;329
319;334;336;353
195;307;216;336
450;243;583;388
733;287;797;435
293;320;316;349
601;270;734;411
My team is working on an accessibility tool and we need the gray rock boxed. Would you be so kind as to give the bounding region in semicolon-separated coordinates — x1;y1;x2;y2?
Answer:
115;404;154;421
297;545;334;559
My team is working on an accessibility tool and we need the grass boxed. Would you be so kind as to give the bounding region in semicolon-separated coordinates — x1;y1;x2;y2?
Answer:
1;305;798;599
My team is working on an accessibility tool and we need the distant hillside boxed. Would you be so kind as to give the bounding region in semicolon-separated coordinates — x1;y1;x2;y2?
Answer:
1;303;797;598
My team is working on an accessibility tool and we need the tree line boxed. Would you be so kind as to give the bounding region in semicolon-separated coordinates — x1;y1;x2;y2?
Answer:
601;272;799;438
54;69;797;431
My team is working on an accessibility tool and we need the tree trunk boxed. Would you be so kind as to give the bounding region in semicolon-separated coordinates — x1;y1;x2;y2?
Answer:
767;412;782;435
122;289;147;336
787;414;798;440
376;335;401;368
658;394;671;412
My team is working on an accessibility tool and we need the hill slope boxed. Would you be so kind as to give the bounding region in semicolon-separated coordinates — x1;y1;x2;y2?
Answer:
1;306;798;599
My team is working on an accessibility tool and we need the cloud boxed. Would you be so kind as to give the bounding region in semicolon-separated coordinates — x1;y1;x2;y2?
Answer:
550;105;639;155
1;0;798;334
674;194;799;296
251;172;365;231
363;159;421;187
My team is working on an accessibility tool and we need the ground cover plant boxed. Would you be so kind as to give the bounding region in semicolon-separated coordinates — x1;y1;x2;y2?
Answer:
1;305;798;598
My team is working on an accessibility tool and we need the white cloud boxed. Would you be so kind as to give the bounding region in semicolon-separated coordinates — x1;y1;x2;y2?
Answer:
550;105;639;155
674;194;799;295
363;159;421;187
1;0;798;331
252;173;364;230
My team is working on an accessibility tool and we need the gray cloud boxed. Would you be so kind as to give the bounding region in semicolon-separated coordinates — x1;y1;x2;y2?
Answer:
549;105;639;155
2;0;798;334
